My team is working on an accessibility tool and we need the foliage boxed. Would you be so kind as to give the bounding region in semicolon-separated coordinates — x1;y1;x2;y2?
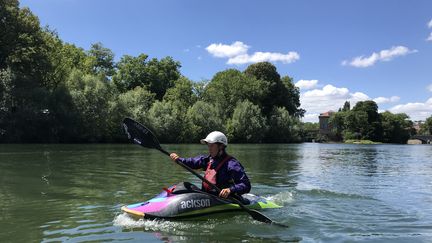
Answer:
203;69;267;119
112;54;181;100
350;101;383;141
419;116;432;135
185;101;224;142
380;111;413;144
244;62;303;117
4;2;414;144
266;107;302;142
226;100;268;143
147;100;185;143
328;111;347;141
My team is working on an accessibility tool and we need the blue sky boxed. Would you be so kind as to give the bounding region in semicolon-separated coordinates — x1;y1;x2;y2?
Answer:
20;0;432;122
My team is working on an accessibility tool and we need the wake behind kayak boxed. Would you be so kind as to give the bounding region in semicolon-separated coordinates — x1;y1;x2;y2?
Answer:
122;182;282;220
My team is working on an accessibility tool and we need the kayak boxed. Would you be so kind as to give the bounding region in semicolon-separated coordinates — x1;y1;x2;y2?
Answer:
121;182;282;219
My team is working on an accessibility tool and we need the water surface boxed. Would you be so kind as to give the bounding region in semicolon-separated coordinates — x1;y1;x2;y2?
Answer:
0;143;431;242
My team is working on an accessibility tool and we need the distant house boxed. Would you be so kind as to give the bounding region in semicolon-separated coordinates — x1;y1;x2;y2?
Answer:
319;111;335;135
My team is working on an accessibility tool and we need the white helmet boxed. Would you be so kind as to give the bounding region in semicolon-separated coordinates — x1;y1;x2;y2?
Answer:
200;131;228;145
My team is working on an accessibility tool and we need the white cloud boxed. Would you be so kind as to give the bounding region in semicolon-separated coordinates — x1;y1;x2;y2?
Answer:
428;19;432;28
300;83;371;122
295;80;318;90
298;80;412;123
342;46;417;68
428;84;432;92
373;96;400;104
206;41;249;58
227;51;299;65
388;98;432;121
206;41;299;65
427;33;432;42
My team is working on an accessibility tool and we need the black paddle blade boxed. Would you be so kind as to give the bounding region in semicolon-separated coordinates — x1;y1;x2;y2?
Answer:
249;209;273;223
122;118;162;150
249;209;289;227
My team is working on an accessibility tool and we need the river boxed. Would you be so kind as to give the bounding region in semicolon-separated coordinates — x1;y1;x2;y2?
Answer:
0;143;431;242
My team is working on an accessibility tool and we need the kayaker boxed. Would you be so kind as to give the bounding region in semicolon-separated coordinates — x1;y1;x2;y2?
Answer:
170;131;251;199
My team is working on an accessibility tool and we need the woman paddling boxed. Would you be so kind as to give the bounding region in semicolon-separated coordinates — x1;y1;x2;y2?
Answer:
170;131;251;199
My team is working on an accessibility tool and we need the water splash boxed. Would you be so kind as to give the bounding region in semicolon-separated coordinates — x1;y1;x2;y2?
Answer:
264;191;294;206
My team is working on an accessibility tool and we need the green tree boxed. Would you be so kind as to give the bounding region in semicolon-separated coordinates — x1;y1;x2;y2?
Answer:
185;101;224;142
113;54;181;99
163;77;196;108
329;111;347;141
344;110;368;139
203;69;267;119
266;107;301;142
244;62;303;117
147;100;185;142
342;101;350;111
87;42;115;78
350;100;383;141
226;100;268;143
419;116;432;135
281;76;304;117
65;70;113;142
380;111;413;144
116;86;155;121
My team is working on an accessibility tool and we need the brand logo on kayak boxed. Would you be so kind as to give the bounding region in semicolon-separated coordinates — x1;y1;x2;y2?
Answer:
180;199;211;209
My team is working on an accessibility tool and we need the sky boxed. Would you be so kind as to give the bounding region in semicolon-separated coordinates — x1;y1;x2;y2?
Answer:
20;0;432;123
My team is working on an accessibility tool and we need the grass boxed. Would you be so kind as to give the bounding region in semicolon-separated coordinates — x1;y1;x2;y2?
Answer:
344;139;381;144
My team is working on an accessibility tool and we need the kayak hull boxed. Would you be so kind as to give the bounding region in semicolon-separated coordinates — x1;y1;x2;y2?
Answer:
121;182;281;219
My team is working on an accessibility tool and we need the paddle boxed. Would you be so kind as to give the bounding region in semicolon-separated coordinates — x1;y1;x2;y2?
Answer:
122;117;285;226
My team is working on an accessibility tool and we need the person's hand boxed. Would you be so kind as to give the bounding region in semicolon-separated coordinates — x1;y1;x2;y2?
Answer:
170;153;180;161
219;188;231;198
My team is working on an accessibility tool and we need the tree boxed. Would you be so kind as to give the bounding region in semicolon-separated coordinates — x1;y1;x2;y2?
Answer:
226;100;268;143
244;62;303;117
116;86;155;121
113;54;181;99
281;76;304;117
163;77;196;108
266;107;301;142
341;101;350;112
147;100;185;142
344;110;368;139
185;101;224;142
64;70;113;142
329;111;347;141
351;100;383;141
203;69;267;119
420;116;432;135
87;42;115;78
380;111;413;144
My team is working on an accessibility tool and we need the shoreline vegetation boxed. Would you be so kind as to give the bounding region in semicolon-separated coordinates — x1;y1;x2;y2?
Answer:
1;1;432;144
344;140;382;145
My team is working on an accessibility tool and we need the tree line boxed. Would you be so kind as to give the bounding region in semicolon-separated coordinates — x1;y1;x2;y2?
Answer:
324;101;432;144
2;1;431;144
0;0;305;143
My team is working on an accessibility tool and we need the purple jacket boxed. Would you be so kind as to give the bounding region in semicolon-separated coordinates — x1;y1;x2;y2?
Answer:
177;154;251;195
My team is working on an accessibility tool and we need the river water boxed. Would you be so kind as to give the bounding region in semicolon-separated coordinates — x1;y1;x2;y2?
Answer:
0;143;431;242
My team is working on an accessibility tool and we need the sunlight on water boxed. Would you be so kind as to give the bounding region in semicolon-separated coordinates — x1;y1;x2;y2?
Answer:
265;191;294;206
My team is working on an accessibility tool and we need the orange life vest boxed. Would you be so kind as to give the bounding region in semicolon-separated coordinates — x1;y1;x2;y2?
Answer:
202;155;232;192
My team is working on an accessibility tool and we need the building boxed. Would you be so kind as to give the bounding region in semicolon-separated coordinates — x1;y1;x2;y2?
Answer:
319;111;335;135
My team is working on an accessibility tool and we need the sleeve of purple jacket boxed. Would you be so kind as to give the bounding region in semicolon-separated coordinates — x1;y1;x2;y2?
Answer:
227;159;251;195
177;155;208;170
